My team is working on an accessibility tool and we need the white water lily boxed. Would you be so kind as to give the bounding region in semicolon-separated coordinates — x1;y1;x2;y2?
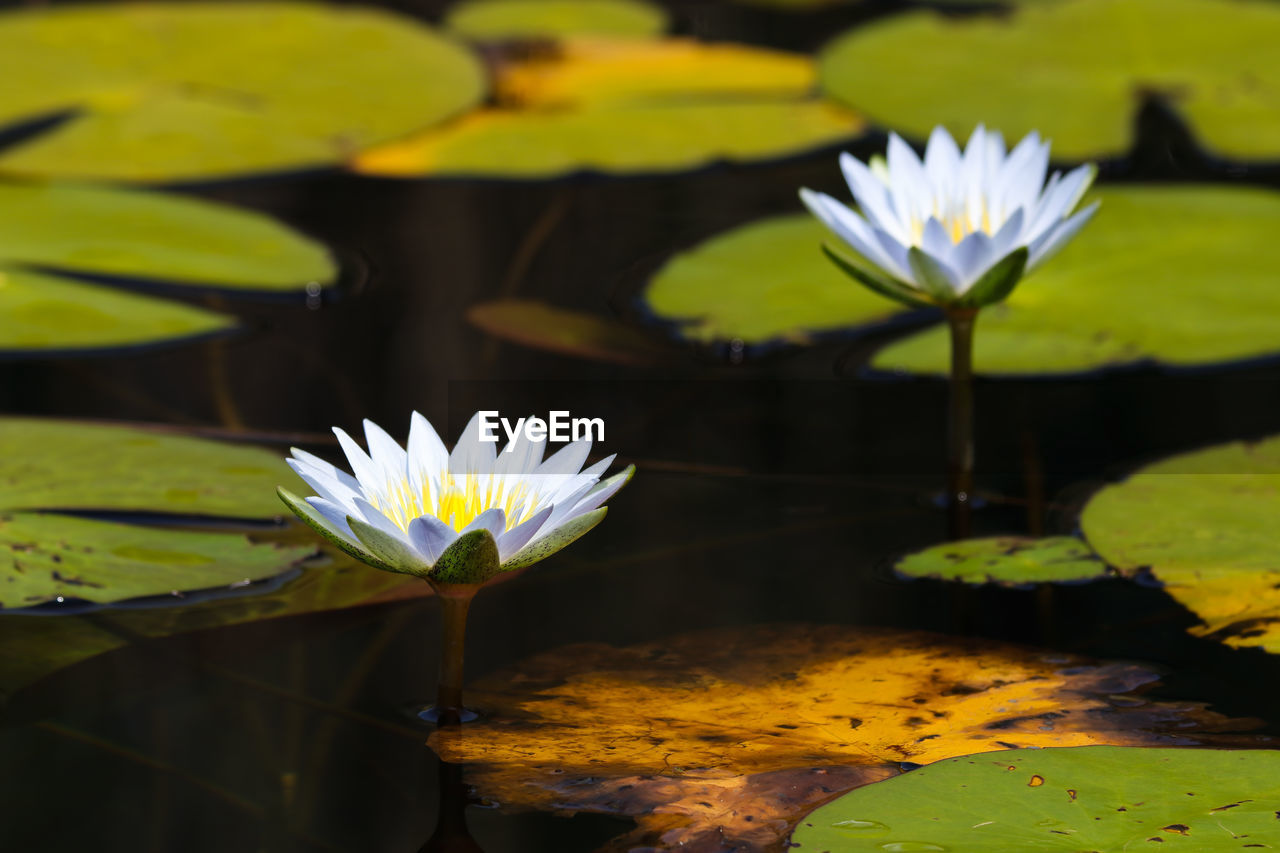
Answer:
800;125;1098;308
278;411;632;585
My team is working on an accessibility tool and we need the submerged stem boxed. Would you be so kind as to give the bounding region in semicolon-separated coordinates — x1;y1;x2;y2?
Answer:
946;307;977;540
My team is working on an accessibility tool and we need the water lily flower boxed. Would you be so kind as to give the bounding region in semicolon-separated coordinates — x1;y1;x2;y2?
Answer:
800;125;1098;309
278;411;633;587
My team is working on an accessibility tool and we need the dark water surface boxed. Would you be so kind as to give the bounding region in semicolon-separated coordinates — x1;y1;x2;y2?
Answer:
5;1;1280;850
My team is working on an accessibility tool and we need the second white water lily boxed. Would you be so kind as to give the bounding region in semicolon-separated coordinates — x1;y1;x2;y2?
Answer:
279;411;633;586
801;125;1098;308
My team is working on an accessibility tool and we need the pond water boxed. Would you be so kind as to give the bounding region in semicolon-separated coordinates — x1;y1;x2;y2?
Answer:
4;0;1280;851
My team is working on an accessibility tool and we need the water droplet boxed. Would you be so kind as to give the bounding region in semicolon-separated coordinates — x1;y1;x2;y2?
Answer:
831;819;889;834
880;843;948;852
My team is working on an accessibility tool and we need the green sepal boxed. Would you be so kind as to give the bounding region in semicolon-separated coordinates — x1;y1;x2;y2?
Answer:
346;514;431;578
502;507;608;572
821;243;933;309
585;464;636;501
277;487;402;576
957;246;1029;308
906;247;961;304
430;528;501;585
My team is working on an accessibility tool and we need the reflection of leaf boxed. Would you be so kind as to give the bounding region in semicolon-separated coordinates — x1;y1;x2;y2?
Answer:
896;536;1110;587
648;188;1280;374
445;0;667;40
0;182;335;354
819;0;1280;162
0;2;486;181
467;300;673;365
431;625;1242;851
1082;435;1280;655
355;38;862;178
644;214;900;345
0;418;311;608
794;745;1280;852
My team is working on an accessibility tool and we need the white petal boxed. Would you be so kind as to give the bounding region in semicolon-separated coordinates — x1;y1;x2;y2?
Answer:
840;152;911;242
461;507;506;540
579;454;615;481
871;227;914;284
407;515;458;565
288;457;362;512
887;132;932;225
1027;163;1095;240
540;482;597;531
496;505;554;562
1027;201;1099;271
352;496;407;541
290;448;361;492
363;418;407;478
800;189;910;279
995;132;1049;214
921;217;954;258
923;126;962;198
333;427;381;495
305;496;357;540
989;208;1027;258
534;438;592;479
948;230;996;289
494;421;547;477
568;470;631;516
407;411;449;497
449;410;497;476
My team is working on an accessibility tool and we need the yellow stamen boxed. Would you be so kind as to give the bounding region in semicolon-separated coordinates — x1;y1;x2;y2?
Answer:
372;471;541;534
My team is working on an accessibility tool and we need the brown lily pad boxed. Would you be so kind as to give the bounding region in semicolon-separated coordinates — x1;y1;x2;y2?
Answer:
430;624;1248;851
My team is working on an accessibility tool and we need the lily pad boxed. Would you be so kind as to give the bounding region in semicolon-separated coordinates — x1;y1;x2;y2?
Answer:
467;299;673;365
354;38;863;178
445;0;667;40
0;181;335;354
818;0;1280;162
0;418;312;608
793;745;1280;852
431;624;1241;851
897;536;1110;587
644;214;901;345
1081;435;1280;655
0;2;486;181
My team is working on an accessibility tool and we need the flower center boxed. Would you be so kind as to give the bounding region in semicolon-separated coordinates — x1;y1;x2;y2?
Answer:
909;198;995;247
372;471;540;533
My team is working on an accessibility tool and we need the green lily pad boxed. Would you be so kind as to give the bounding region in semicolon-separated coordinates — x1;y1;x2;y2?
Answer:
0;418;312;608
897;536;1109;587
354;39;864;178
870;186;1280;375
818;0;1280;163
1081;435;1280;655
0;2;486;182
445;0;667;40
793;745;1280;851
644;214;900;345
0;181;335;354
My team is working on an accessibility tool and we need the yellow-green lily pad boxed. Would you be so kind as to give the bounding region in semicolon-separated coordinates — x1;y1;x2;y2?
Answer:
0;2;486;182
445;0;667;40
1081;434;1280;655
354;38;863;178
0;181;335;354
793;745;1280;852
0;418;312;608
897;536;1109;587
644;214;901;345
818;0;1280;162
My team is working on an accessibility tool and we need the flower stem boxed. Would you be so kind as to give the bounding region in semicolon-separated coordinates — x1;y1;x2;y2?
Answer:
433;586;478;726
946;307;978;540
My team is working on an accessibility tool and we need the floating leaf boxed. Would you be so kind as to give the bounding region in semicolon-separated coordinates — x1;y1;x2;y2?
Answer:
467;299;673;365
445;0;667;40
0;2;486;181
0;418;311;609
897;536;1110;587
818;0;1280;162
644;214;900;345
431;624;1241;851
354;38;862;178
0;181;336;353
1082;435;1280;654
793;745;1280;852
